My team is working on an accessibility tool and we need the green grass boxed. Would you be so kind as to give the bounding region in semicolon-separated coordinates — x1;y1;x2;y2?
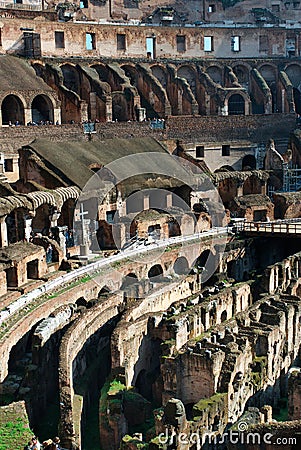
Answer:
0;417;33;450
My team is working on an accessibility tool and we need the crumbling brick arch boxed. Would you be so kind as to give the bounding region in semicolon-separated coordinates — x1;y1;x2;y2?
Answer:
60;63;81;95
206;64;224;85
231;63;251;91
284;63;301;114
177;64;197;95
258;63;278;112
243;174;262;195
150;64;168;88
1;93;27;125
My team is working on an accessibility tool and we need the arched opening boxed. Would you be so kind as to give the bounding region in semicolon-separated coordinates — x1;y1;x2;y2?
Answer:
168;220;181;237
151;65;167;88
148;264;163;280
61;64;81;94
243;175;262;195
76;297;87;308
98;286;111;298
221;310;227;322
242;154;256;170
5;208;27;244
174;256;189;275
1;94;24;125
232;65;249;90
206;66;223;85
32;204;51;236
177;66;196;95
121;273;138;289
228;94;245;115
31;95;54;124
259;64;277;112
112;93;129;122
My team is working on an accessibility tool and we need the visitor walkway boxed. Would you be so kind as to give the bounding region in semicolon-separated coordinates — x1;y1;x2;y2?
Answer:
235;218;301;238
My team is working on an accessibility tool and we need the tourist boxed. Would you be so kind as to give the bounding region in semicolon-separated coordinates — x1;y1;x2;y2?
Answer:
24;441;32;450
53;436;61;449
30;436;41;450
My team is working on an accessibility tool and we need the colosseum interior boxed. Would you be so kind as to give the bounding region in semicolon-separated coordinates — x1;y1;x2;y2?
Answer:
1;0;301;449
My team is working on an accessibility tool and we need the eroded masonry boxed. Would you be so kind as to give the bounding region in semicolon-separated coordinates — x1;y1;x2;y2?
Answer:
1;0;301;449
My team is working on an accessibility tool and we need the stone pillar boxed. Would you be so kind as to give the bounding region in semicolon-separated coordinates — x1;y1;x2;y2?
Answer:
166;192;173;208
143;194;150;210
58;226;67;257
53;108;61;125
24;215;33;242
24;108;32;125
49;210;61;228
105;96;112;122
0;216;8;247
137;107;146;122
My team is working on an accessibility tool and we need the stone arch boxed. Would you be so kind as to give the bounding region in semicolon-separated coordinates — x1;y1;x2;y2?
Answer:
206;65;223;85
232;64;250;90
148;264;163;280
173;256;189;275
243;175;262;195
259;64;277;83
75;297;87;308
214;165;235;172
112;92;129;122
31;94;54;123
57;198;76;231
242;154;256;170
1;94;25;125
32;204;52;235
227;93;245;115
61;64;81;94
177;65;197;95
285;63;301;88
121;272;139;289
259;64;277;112
151;64;168;88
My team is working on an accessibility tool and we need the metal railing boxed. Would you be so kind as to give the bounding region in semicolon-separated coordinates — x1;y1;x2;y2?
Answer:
0;2;42;10
235;219;301;235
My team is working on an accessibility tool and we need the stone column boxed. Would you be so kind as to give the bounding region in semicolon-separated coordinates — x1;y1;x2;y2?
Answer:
53;108;61;125
49;210;61;228
143;194;150;210
24;215;33;242
166;192;173;208
0;216;8;247
24;108;32;125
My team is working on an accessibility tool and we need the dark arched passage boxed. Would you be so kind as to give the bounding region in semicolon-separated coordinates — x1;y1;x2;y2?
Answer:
148;264;163;280
2;94;24;125
32;95;54;123
228;94;245;115
174;257;189;275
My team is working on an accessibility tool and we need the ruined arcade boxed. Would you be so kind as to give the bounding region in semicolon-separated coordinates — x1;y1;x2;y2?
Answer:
1;1;301;449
